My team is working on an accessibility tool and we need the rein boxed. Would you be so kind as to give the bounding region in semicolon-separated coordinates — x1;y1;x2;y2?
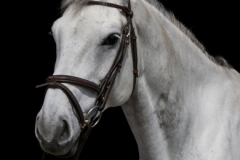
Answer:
36;0;138;159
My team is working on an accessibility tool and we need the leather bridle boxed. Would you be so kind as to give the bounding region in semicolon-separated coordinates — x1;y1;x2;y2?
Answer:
36;1;138;160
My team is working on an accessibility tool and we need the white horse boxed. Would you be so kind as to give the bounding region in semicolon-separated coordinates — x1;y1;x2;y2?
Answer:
35;0;240;159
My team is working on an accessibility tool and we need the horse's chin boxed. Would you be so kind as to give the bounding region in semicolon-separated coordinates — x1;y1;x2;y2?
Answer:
41;140;79;158
55;143;78;158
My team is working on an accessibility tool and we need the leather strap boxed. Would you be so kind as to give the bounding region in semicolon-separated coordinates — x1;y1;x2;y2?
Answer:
36;75;100;92
72;125;92;160
87;1;133;18
37;79;87;127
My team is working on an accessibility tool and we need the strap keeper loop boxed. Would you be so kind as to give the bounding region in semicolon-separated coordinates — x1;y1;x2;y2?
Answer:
49;81;57;88
122;6;133;18
118;63;122;68
131;35;137;40
133;69;138;76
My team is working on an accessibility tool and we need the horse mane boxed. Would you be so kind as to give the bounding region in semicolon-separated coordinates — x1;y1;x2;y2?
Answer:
145;0;232;69
60;0;232;69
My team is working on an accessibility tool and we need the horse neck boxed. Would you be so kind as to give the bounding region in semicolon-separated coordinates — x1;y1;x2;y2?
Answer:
122;0;234;159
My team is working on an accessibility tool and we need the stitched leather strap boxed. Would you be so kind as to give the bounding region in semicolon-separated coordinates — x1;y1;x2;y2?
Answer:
37;80;86;127
72;125;92;160
87;1;133;18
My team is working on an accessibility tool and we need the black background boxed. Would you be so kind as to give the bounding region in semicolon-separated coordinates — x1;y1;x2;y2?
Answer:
10;0;239;160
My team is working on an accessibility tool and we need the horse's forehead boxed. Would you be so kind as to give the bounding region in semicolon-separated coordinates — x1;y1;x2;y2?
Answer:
53;5;125;34
51;4;127;79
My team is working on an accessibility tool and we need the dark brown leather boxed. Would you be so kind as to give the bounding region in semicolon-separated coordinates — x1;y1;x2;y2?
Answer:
72;125;92;160
87;1;133;18
37;79;87;127
49;75;100;92
37;0;138;159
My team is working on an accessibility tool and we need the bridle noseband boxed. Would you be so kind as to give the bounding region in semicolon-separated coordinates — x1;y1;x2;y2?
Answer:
36;1;138;160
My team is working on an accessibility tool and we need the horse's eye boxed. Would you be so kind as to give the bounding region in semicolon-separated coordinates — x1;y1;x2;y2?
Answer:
102;34;119;46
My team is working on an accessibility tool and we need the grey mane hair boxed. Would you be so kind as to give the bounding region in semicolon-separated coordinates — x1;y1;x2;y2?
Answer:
60;0;231;69
145;0;231;69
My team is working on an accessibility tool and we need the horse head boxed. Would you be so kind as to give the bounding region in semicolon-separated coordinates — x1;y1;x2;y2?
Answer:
35;0;137;157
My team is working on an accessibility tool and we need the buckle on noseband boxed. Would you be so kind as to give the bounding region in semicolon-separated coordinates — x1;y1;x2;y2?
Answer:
80;119;93;129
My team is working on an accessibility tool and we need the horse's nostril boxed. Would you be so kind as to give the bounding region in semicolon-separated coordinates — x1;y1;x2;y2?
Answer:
59;120;71;144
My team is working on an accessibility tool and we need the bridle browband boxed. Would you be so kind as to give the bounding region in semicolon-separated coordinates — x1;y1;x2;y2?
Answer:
36;1;138;160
